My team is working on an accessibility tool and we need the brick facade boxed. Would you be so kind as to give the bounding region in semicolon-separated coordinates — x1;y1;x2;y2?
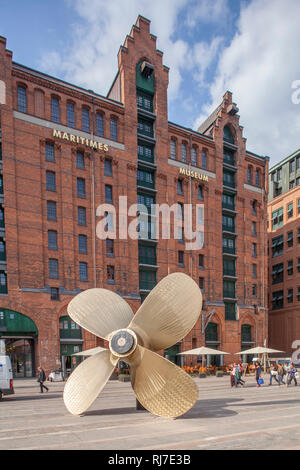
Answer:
0;16;268;376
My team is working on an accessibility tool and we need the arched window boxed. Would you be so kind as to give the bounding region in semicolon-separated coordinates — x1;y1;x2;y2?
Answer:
82;107;90;132
202;149;207;169
110;117;118;141
17;85;27;113
223;125;235;144
67;101;75;128
181;143;187;163
96;113;104;137
255;169;260;187
51;96;60;123
247;166;252;184
191;147;197;166
170;139;176;160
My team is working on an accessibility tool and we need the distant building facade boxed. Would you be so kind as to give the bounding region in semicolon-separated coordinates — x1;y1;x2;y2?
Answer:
268;149;300;357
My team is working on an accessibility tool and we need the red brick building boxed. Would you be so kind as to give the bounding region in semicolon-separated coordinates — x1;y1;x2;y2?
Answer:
268;149;300;359
0;16;268;377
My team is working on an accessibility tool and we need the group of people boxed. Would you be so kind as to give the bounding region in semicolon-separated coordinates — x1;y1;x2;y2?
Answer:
230;361;298;388
269;362;298;387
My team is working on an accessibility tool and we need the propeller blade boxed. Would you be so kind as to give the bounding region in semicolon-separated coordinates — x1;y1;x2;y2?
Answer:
128;273;202;351
129;345;198;418
68;288;134;340
63;350;118;415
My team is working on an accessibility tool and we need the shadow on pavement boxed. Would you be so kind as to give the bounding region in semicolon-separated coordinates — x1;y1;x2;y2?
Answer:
180;398;243;420
84;406;138;417
1;393;61;402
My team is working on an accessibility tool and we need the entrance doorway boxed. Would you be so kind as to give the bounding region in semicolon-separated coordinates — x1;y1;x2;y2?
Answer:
5;338;35;378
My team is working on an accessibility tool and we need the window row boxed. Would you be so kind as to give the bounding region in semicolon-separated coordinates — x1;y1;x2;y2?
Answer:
272;258;300;283
271;229;300;257
247;165;262;187
177;179;204;200
17;85;119;141
48;259;115;282
272;288;300;309
170;139;208;169
46;172;113;201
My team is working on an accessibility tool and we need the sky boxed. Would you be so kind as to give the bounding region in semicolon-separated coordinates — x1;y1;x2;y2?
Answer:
1;0;300;167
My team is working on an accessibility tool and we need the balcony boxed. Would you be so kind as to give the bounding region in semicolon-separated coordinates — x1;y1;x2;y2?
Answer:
139;279;156;291
222;224;236;233
59;329;82;340
138;255;157;266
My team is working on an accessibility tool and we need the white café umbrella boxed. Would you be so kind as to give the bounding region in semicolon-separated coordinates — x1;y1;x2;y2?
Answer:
235;347;284;373
178;346;229;368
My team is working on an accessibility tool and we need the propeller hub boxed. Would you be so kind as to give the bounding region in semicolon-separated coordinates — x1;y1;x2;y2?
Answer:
109;329;137;357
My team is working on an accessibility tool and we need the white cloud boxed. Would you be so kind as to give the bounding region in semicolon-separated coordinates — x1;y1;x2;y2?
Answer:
39;0;225;100
195;0;300;165
185;0;229;26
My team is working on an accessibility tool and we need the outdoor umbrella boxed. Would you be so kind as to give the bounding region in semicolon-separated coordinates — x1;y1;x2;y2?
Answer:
235;347;284;373
178;346;229;368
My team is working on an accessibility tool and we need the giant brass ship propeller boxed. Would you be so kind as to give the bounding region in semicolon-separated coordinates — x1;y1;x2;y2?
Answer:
63;272;202;418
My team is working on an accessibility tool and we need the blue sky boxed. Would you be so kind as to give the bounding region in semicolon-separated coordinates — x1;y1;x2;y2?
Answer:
1;0;300;166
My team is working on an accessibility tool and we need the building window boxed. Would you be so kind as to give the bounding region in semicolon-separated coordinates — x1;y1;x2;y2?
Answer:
49;259;58;279
45;142;55;162
76;151;85;170
290;160;295;173
67;102;75;128
50;287;59;301
287;289;293;303
78;206;86;226
287;260;293;275
272;235;284;257
247;166;252;184
106;239;114;256
170;140;176;160
222;193;235;210
78;234;87;254
82;108;90;132
0;272;7;294
48;230;58;250
137;91;153;112
177;179;183;195
46;171;56;191
105;211;114;231
223;170;235;188
223;258;236;277
289;180;295;190
96;113;104;137
51;97;60;123
191;147;197;166
252;284;257;297
223;236;235;254
287;231;293;247
17;85;27;113
252;243;257;258
252;264;257;279
224;148;235;165
110;118;118;141
277;167;282;181
178;250;184;266
225;302;236;320
222;214;235;232
199;254;204;268
104;158;112;176
77;178;86;198
298;287;300;301
199;277;204;291
107;265;115;282
272;290;283;310
181;143;187;163
202;149;207;169
223;279;236;298
252;200;257;216
272;207;283;229
47;201;57;221
252;221;257;236
105;184;113;203
255;169;260;187
287;203;293;219
298;200;300;215
272;263;283;284
79;262;88;281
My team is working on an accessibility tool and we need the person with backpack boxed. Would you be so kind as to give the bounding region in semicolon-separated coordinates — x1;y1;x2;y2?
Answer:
255;362;262;387
287;363;298;387
37;366;49;393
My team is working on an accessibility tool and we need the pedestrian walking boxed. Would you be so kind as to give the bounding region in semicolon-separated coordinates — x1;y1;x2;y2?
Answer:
277;363;285;386
236;363;245;386
287;363;298;387
269;363;279;385
255;362;262;387
37;366;49;393
230;363;236;387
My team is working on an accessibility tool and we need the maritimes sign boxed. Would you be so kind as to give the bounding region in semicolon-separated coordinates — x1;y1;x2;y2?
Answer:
53;129;109;152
